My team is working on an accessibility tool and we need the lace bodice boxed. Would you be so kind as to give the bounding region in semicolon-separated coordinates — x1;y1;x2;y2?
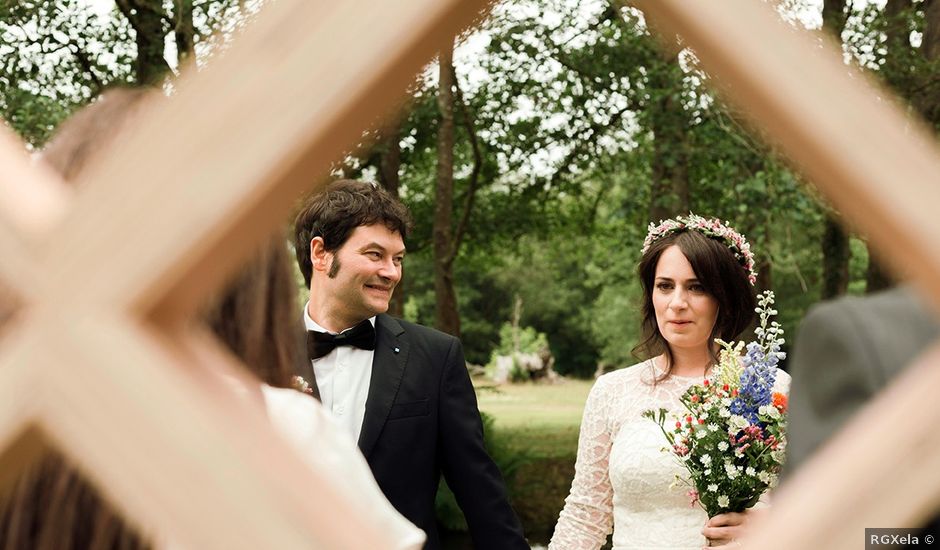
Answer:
549;360;791;550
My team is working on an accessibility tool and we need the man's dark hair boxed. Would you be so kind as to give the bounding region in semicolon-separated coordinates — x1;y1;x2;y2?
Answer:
633;229;757;381
293;179;412;287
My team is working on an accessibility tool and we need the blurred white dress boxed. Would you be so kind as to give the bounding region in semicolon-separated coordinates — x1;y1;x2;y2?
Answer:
549;360;790;550
261;385;426;550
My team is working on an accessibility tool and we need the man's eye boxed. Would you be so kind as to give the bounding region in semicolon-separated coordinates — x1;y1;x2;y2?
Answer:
366;251;381;259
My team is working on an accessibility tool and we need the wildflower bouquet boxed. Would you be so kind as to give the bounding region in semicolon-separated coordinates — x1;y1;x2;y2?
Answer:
642;291;788;517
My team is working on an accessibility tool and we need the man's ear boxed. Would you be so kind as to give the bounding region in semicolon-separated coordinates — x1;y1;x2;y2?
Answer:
309;237;331;273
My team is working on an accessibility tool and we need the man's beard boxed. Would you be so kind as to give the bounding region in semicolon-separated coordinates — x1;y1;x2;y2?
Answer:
327;255;341;278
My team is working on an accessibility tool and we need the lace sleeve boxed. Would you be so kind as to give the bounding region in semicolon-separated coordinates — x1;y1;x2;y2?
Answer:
548;376;616;550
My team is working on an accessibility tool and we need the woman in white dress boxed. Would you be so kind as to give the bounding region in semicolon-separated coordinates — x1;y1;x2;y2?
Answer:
549;215;790;550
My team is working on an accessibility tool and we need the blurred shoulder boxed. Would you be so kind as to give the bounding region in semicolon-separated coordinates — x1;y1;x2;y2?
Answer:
803;286;931;330
799;287;939;369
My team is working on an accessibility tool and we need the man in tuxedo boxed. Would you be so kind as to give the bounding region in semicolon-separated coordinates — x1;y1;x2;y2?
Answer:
292;179;528;550
785;286;940;539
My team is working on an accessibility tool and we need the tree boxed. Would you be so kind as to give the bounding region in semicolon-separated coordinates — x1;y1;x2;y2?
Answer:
114;0;171;85
850;0;940;292
434;40;461;336
0;0;263;147
820;0;852;300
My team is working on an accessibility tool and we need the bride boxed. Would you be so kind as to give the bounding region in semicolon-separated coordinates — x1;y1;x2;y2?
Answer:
549;215;790;550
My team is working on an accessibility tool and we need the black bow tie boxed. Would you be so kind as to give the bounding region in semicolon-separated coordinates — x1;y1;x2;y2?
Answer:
307;319;376;360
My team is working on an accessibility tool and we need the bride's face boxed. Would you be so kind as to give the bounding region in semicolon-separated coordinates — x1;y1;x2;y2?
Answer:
652;245;719;353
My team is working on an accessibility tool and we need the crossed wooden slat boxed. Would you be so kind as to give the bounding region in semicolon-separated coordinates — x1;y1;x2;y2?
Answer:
632;1;940;548
0;0;489;547
2;0;938;546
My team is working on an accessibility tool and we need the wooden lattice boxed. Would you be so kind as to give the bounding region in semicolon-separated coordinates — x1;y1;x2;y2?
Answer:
1;0;939;548
0;0;490;547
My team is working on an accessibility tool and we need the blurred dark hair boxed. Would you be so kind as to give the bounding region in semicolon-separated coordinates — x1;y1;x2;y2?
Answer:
632;229;756;381
204;232;306;389
293;179;412;287
0;452;149;550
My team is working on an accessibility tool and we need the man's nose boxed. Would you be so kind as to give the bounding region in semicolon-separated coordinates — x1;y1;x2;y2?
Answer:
377;258;401;281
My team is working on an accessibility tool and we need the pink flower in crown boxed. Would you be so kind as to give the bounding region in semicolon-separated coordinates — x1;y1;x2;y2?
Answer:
640;213;758;286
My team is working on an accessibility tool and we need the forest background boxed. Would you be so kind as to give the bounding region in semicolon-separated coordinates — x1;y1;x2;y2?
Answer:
3;0;938;542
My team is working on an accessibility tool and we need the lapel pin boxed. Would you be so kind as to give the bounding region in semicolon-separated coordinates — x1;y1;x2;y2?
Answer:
394;347;400;354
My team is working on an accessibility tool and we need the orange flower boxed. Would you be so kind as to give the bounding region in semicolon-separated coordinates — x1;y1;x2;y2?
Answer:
772;392;788;411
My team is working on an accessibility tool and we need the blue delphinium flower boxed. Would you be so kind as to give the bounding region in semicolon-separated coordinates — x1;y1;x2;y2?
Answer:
740;342;776;406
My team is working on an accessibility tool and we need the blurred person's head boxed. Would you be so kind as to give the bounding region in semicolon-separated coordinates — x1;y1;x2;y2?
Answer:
41;87;147;183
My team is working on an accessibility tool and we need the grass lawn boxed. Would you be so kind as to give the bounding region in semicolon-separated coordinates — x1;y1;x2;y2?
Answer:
474;378;593;458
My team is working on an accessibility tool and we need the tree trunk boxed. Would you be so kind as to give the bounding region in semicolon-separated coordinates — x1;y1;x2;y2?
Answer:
822;0;848;39
884;0;915;55
115;0;171;86
913;0;940;125
174;0;195;66
865;244;894;293
647;51;690;222
818;0;852;301
755;214;773;292
433;42;460;337
820;213;851;299
377;118;406;318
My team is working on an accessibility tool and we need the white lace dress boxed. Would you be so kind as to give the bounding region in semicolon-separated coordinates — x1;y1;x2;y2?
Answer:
549;360;791;550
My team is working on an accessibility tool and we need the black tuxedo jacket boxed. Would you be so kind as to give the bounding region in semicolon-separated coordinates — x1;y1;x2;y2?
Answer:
307;314;528;550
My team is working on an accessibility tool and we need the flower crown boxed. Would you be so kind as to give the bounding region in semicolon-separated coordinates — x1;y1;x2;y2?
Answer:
642;213;757;285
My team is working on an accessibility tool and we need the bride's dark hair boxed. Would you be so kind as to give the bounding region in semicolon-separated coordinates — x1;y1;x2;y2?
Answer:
632;229;756;382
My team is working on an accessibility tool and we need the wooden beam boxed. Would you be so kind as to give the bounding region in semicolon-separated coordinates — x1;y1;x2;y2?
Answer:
43;0;493;326
0;222;50;309
633;0;940;313
0;126;71;241
41;313;392;549
0;319;45;498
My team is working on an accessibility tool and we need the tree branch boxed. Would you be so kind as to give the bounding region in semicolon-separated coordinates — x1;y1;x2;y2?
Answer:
448;66;482;264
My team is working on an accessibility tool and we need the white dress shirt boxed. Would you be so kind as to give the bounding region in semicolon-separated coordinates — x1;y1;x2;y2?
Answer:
303;302;375;443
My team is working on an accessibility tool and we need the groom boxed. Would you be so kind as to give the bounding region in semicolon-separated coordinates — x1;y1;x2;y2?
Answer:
292;179;528;550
